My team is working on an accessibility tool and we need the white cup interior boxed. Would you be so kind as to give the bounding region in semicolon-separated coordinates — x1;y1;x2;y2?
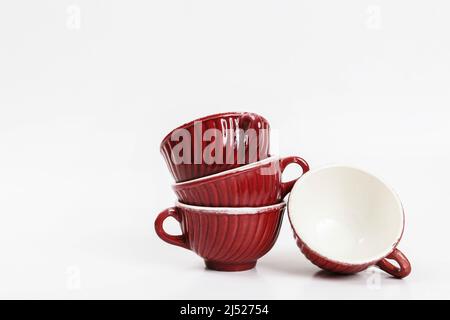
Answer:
288;166;404;265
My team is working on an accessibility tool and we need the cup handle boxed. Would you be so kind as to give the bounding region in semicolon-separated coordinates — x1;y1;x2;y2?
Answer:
280;156;310;199
154;207;189;250
240;112;260;131
376;248;411;278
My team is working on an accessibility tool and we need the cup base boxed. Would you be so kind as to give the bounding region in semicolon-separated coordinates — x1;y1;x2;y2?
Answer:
204;260;257;272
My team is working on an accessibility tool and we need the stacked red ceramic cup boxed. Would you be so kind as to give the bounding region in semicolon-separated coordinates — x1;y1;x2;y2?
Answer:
155;112;310;271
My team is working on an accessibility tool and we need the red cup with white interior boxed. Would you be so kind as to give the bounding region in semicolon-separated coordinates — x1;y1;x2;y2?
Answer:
288;166;411;278
155;201;285;271
172;156;309;207
160;112;270;182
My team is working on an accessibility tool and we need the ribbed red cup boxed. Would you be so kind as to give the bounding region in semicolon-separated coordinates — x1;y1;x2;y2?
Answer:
154;202;285;271
172;156;309;207
287;166;411;278
160;112;270;182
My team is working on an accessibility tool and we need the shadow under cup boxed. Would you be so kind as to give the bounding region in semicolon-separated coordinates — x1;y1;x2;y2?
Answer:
154;202;286;271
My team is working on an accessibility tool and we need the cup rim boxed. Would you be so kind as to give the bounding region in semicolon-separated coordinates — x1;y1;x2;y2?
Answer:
172;156;279;188
287;164;405;266
160;111;269;148
176;200;286;214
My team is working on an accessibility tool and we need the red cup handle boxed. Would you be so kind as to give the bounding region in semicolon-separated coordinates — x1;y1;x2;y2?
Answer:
240;112;257;131
376;248;411;279
280;156;310;199
154;207;189;250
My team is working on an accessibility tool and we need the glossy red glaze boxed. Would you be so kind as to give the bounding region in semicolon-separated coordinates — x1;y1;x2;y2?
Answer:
287;211;411;279
160;112;270;182
172;156;309;207
154;202;285;271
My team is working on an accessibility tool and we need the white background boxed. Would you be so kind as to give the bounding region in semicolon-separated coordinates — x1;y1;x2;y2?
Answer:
0;0;449;299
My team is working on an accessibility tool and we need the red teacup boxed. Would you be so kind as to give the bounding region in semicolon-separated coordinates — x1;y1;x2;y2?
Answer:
172;156;309;207
288;166;411;278
160;112;270;182
154;201;285;271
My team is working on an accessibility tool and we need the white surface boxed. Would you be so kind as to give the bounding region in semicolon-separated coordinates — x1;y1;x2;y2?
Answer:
0;0;449;299
289;166;404;264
